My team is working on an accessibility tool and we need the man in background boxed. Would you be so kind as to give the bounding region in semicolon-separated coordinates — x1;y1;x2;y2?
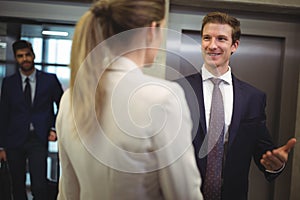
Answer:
0;40;63;200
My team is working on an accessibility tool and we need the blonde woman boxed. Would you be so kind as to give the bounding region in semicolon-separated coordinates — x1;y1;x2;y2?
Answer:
56;0;203;199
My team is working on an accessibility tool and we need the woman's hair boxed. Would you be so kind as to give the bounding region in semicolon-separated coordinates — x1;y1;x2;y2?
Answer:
200;11;241;45
70;0;166;88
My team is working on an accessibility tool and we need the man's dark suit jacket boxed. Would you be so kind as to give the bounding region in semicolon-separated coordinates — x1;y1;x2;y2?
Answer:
177;73;280;200
0;69;63;149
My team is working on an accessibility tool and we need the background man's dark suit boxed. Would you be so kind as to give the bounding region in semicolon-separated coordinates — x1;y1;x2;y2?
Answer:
178;73;279;200
0;70;63;148
0;69;63;199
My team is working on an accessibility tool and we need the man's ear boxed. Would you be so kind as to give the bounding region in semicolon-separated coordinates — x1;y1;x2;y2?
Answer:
231;40;240;54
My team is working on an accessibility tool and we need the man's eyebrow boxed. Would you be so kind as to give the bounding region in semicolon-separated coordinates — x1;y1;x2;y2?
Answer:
16;52;31;56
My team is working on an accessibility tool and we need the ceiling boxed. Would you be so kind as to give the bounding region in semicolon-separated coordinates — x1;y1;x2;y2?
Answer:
21;24;74;39
39;0;300;16
2;0;299;39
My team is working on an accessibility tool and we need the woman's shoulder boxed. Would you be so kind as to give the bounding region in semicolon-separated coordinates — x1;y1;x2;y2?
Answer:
140;75;184;100
59;88;71;106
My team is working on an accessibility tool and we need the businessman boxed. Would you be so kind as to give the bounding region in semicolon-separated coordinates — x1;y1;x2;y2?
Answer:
177;12;297;200
0;40;63;200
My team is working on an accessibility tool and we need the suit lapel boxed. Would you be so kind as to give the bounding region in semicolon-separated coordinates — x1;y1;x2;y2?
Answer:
197;76;207;134
16;72;25;102
190;74;207;135
228;75;244;148
33;70;41;106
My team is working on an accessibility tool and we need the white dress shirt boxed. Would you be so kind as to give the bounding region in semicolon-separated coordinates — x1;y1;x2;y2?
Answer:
201;65;233;143
20;69;36;103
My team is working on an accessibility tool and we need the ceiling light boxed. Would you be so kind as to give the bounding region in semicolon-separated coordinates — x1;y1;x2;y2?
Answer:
42;30;68;37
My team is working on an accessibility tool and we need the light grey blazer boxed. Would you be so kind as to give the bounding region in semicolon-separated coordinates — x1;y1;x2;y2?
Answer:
56;57;203;200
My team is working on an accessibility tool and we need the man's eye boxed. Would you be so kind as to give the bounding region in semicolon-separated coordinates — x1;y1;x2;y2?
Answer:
218;37;227;41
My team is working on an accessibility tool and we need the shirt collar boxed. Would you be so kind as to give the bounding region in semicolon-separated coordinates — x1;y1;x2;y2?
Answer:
109;56;141;72
20;69;36;83
201;64;232;85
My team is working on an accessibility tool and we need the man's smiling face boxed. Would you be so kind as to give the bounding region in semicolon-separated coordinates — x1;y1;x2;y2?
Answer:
201;23;239;75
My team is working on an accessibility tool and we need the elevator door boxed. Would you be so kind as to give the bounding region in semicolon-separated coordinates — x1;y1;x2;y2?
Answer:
169;30;283;200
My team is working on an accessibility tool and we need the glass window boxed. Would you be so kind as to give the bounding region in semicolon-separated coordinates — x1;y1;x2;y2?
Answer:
0;64;6;89
0;64;5;75
21;37;43;63
0;39;7;61
20;37;71;90
35;64;42;70
46;39;72;65
44;65;70;91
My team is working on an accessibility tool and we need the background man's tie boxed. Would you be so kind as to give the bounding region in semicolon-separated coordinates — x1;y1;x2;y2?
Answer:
24;77;32;107
203;78;225;200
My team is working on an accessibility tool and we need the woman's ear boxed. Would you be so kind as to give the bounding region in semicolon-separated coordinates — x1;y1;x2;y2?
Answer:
151;21;159;28
146;21;158;46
